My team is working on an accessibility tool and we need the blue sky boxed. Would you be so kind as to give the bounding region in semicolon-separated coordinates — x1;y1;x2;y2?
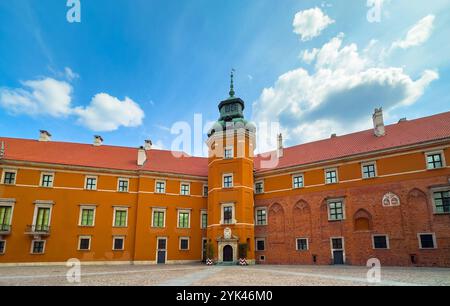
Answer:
1;0;449;154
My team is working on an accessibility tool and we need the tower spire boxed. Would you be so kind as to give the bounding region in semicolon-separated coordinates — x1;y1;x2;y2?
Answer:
229;69;235;98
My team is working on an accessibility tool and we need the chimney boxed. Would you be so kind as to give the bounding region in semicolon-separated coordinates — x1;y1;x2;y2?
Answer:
398;117;407;123
331;133;337;138
144;140;152;151
93;135;103;146
277;133;284;158
372;108;385;137
137;146;147;166
39;130;52;142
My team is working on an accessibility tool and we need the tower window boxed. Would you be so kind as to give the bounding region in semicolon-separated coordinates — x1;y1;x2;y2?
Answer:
223;174;233;188
224;146;233;159
223;206;233;224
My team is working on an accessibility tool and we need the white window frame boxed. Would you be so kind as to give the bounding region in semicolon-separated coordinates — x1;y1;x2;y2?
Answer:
0;199;15;228
117;178;130;193
430;187;450;215
179;237;190;251
177;209;191;229
372;234;390;250
155;180;166;194
255;180;264;194
40;172;55;188
78;235;92;251
296;238;309;251
1;169;17;185
78;205;97;227
112;236;125;251
327;198;346;221
113;207;129;228
222;173;234;189
30;240;46;254
200;210;208;229
255;207;268;226
330;236;346;263
224;146;234;159
292;174;304;189
180;182;191;196
151;208;166;228
255;238;265;251
0;240;6;254
361;161;377;179
220;203;236;225
84;175;98;191
418;233;438;249
425;150;446;170
325;168;339;184
32;202;54;228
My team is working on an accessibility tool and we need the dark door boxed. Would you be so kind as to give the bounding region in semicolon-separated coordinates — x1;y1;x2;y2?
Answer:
223;245;233;262
157;238;167;264
202;239;207;262
331;238;344;265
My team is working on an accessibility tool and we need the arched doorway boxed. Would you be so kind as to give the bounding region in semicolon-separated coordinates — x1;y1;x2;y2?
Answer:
223;245;233;262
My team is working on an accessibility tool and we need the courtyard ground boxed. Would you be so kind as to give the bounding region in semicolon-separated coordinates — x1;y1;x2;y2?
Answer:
0;264;448;286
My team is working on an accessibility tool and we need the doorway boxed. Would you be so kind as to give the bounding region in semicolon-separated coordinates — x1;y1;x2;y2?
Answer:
331;238;345;265
202;238;207;262
223;245;233;262
157;238;167;264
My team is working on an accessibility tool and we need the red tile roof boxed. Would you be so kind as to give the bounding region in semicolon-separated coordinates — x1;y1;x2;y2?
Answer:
0;138;208;177
1;111;449;176
255;111;450;172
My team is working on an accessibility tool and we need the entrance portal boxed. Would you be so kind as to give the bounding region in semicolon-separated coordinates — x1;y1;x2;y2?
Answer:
223;245;233;262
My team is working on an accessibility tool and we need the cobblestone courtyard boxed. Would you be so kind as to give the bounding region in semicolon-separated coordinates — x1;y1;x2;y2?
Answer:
0;264;449;286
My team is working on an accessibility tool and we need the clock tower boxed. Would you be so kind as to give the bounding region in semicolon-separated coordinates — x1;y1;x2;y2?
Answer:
206;71;256;264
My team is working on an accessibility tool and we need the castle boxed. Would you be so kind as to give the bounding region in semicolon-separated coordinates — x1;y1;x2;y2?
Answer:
1;76;449;267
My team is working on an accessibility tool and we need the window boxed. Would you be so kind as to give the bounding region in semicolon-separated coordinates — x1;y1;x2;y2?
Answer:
180;183;190;196
178;211;190;228
223;206;233;224
2;171;16;185
155;181;166;194
373;235;389;249
40;173;54;187
31;240;45;254
34;206;51;231
78;236;91;251
328;200;345;221
224;146;233;159
113;208;128;227
85;176;97;190
0;205;13;231
256;239;265;251
362;163;377;179
223;174;233;188
179;238;189;250
117;178;129;192
418;233;437;249
256;208;267;226
79;207;96;227
433;190;450;214
0;240;5;254
255;181;264;194
201;211;208;229
203;185;209;197
426;152;444;169
296;238;309;251
113;237;124;251
293;175;304;189
152;209;165;228
325;169;338;184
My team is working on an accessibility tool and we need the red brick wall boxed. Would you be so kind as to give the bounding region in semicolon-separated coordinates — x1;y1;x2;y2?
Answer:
255;175;450;267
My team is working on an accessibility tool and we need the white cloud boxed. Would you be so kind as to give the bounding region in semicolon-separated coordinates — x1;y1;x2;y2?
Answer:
392;15;435;50
0;78;73;117
74;93;145;132
64;67;79;81
252;34;438;146
293;7;335;41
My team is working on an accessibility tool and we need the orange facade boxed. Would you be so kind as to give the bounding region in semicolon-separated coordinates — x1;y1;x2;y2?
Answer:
1;103;450;266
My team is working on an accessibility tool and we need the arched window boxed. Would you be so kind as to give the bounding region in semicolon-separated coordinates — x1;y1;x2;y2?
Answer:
353;209;372;231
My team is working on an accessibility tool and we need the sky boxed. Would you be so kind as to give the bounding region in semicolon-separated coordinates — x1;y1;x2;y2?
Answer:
0;0;449;155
